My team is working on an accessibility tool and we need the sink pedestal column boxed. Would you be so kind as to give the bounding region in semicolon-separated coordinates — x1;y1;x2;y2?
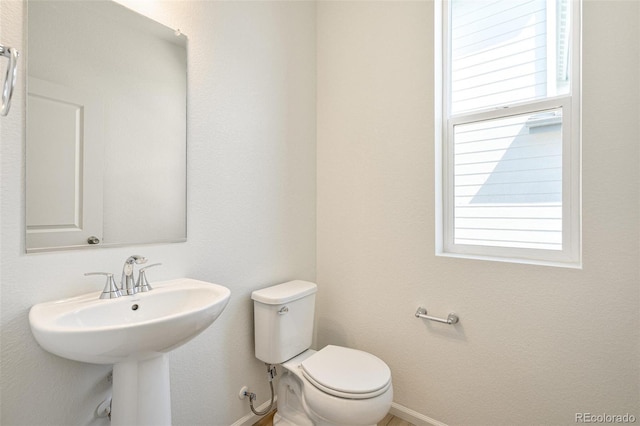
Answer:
111;354;172;426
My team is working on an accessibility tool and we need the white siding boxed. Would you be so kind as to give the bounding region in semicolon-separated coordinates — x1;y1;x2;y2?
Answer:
453;108;563;250
451;0;549;113
447;0;576;256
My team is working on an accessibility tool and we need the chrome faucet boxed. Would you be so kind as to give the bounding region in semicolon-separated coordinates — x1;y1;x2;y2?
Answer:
121;255;147;295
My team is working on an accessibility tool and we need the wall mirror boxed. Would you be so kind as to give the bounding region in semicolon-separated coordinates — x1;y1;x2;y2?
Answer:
26;0;187;253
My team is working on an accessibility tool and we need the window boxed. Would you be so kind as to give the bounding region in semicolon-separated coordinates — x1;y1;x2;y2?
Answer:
437;0;581;266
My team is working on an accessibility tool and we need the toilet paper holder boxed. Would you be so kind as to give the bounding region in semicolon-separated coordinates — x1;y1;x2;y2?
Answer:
415;307;459;325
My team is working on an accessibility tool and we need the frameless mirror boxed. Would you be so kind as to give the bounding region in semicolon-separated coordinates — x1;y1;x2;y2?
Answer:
26;0;187;252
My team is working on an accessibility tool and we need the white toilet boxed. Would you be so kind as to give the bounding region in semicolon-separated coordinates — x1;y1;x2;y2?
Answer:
251;280;393;426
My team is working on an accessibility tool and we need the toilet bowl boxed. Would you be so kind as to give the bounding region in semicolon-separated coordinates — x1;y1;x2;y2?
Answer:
252;281;393;426
274;347;393;426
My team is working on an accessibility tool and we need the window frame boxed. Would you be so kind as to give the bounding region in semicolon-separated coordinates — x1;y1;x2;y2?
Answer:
436;0;582;267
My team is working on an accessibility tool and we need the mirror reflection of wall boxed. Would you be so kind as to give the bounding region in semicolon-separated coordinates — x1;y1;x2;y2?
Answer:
26;0;187;252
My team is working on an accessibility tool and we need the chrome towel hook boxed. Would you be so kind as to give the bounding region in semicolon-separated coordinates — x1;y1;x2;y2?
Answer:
0;44;19;117
415;307;459;325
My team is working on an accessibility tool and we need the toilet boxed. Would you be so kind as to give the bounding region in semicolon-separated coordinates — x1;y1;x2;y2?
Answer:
251;280;393;426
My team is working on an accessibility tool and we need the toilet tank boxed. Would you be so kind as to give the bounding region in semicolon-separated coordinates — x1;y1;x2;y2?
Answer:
251;280;317;364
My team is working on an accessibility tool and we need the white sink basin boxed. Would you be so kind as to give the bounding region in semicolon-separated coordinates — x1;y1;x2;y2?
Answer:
29;278;230;425
29;278;231;364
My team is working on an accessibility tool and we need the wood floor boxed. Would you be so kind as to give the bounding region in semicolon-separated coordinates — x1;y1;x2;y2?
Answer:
252;410;276;426
377;413;415;426
252;410;415;426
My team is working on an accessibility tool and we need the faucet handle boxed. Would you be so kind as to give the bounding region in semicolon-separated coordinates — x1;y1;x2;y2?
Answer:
135;263;162;293
85;272;122;299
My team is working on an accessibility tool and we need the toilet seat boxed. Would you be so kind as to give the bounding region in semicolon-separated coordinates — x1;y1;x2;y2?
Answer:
300;345;391;400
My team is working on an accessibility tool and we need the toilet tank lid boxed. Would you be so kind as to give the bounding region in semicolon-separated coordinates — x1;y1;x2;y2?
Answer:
251;280;317;305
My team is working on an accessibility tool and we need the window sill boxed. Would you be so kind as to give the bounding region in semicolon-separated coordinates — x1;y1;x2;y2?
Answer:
435;251;583;269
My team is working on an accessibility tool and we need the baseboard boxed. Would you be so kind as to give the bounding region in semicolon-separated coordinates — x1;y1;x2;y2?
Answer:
230;398;277;426
231;399;444;426
389;402;449;426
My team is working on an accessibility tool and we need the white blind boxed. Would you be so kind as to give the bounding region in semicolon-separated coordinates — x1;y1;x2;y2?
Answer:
453;108;563;250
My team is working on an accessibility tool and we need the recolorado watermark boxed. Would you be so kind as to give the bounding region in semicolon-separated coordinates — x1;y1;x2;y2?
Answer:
576;413;636;423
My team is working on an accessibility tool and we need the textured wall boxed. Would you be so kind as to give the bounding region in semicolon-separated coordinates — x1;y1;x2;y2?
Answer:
0;1;316;425
3;1;639;425
316;1;639;425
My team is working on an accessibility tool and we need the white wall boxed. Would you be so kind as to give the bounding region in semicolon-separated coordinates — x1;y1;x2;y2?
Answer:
317;1;639;425
1;1;316;425
3;1;639;425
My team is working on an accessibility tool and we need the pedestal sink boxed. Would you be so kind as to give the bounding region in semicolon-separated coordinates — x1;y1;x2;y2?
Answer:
29;278;231;426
